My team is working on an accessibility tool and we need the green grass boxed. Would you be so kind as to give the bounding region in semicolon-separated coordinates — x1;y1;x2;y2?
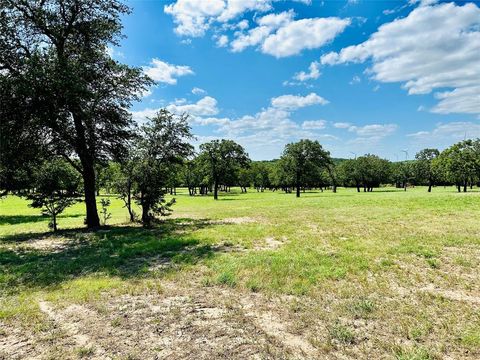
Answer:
1;186;479;357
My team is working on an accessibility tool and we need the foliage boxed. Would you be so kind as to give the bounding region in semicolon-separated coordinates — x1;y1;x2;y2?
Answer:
198;139;250;200
100;199;112;226
279;139;332;197
414;149;440;192
0;0;153;228
132;109;193;226
26;159;81;231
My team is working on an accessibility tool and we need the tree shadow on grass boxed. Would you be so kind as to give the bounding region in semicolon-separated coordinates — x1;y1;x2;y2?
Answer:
0;213;83;226
0;218;229;294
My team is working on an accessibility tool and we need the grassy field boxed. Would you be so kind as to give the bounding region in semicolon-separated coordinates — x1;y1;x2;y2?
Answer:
1;187;479;359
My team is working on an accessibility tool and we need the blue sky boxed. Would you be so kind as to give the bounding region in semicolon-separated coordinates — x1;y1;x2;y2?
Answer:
111;0;480;160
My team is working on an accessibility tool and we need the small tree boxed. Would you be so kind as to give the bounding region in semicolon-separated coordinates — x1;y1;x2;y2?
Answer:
133;109;193;226
280;139;332;197
27;160;81;231
100;198;112;226
198;140;250;200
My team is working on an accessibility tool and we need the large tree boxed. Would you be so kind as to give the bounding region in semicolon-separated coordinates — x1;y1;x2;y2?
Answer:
198;140;250;200
0;0;151;228
280;139;332;197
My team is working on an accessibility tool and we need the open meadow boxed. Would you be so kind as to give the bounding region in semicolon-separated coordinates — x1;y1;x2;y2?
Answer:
1;187;479;359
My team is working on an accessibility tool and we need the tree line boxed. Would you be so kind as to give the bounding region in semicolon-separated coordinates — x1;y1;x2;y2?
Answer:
1;1;479;231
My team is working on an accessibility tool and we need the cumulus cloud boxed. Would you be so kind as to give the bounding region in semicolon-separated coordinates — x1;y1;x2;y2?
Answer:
348;124;397;137
293;61;321;81
164;0;272;37
131;96;219;123
232;12;350;57
333;123;398;145
213;34;229;47
407;122;480;140
271;93;329;110
333;122;352;129
431;86;480;115
320;2;480;115
131;108;160;124
166;96;219;116
231;11;294;52
302;120;327;130
143;59;194;85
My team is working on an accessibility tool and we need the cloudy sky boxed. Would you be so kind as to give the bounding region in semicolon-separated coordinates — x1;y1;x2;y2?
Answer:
116;0;480;160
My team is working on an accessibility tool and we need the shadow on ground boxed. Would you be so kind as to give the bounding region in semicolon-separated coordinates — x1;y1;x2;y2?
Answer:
0;214;83;226
0;218;229;294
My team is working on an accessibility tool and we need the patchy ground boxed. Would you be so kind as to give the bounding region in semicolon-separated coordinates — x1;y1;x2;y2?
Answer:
1;188;479;359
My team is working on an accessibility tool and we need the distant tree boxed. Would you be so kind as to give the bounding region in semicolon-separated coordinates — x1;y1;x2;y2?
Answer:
280;139;332;197
0;0;152;228
27;159;81;231
354;155;391;191
415;148;440;192
251;162;271;192
133;110;193;226
391;161;414;191
198;140;250;200
269;159;293;193
237;167;253;193
438;139;480;192
337;159;362;191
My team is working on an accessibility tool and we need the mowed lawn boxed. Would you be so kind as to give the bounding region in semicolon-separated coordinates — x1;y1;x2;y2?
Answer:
1;187;479;359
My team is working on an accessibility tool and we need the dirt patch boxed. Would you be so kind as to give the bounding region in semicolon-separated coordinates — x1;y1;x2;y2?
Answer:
420;284;480;304
254;236;287;251
216;217;258;224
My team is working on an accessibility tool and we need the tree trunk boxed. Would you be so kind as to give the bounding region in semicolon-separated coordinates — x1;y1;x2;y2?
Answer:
82;160;100;228
296;183;300;198
463;180;467;193
127;189;134;222
141;201;150;227
428;181;432;193
52;212;57;232
214;179;219;200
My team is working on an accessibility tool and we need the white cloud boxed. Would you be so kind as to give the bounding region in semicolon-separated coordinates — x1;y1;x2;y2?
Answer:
237;19;249;30
131;97;219;123
409;0;439;7
231;11;294;52
217;0;272;22
164;0;272;37
348;124;397;137
333;122;352;129
349;75;361;85
192;87;206;95
320;2;480;115
215;34;229;47
131;108;161;123
143;59;194;85
166;96;219;116
293;61;321;81
261;17;351;57
271;93;329;110
302;120;327;130
407;122;480;140
431;86;480;115
231;11;350;57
